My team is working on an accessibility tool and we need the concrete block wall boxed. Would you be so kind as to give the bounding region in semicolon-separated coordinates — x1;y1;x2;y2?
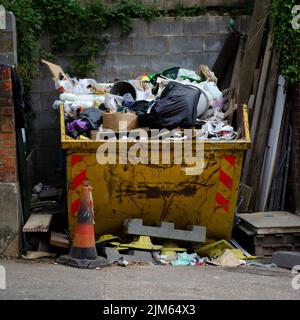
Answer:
31;15;250;185
0;12;19;257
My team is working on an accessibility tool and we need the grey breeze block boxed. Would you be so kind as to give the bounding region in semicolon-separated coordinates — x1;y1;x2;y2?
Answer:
272;251;300;270
123;219;206;243
105;247;154;264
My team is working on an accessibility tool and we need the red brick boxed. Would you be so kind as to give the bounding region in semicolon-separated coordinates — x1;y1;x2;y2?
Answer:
0;133;15;141
0;157;16;167
0;82;12;99
0;107;13;116
0;67;11;81
0;98;13;107
0;149;16;157
0;140;15;148
0;172;17;183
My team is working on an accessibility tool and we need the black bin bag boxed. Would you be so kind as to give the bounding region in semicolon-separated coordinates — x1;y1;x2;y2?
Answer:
138;81;201;130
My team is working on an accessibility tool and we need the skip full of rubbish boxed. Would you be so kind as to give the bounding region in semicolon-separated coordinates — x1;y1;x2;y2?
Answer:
44;60;237;141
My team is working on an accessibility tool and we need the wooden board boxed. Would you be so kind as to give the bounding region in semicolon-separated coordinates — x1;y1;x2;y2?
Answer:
241;32;273;184
230;35;245;92
50;231;70;248
238;211;300;235
238;183;252;212
23;214;52;232
238;0;272;104
41;59;67;81
246;49;280;210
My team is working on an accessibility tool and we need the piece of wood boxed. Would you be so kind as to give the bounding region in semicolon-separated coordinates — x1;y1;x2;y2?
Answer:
238;211;300;235
199;64;217;83
253;67;261;98
22;251;56;260
50;231;70;249
241;32;273;184
259;76;287;211
238;183;253;212
245;49;280;210
238;0;272;104
41;59;68;81
230;35;245;92
247;94;255;121
23;214;52;232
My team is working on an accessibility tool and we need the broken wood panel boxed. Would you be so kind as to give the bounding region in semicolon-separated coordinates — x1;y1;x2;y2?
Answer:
23;214;52;232
245;49;280;210
238;0;272;104
50;231;70;248
230;35;246;93
241;32;273;184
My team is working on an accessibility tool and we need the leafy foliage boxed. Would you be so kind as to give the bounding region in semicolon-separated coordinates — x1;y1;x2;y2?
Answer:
271;0;300;85
0;0;158;88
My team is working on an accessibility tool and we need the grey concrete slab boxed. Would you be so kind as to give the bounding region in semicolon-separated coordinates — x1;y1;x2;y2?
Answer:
124;219;206;243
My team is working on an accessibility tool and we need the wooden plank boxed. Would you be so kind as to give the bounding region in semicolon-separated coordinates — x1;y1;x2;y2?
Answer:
241;32;273;184
245;49;280;210
247;94;255;121
258;76;287;211
238;0;272;104
50;231;70;248
238;183;252;212
253;67;261;98
230;35;245;92
23;214;52;232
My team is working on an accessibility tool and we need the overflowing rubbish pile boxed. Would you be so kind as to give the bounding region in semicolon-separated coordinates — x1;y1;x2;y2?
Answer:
44;60;238;141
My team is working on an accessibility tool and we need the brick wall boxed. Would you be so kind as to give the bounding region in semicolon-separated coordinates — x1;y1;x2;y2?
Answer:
31;15;250;184
0;12;19;257
0;66;17;183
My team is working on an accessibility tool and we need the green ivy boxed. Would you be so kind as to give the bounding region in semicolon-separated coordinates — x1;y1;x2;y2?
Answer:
0;0;255;92
0;0;158;89
271;0;300;85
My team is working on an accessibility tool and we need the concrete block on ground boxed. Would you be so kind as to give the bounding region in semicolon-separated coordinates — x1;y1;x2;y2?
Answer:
124;219;206;243
105;247;154;264
272;251;300;270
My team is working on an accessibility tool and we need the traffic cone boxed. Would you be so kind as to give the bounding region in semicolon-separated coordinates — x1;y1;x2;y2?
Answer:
57;179;110;269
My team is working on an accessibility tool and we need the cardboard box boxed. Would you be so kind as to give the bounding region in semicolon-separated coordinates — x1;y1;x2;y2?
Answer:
103;112;138;131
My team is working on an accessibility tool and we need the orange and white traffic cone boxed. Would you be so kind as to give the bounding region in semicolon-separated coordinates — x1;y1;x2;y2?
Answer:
57;179;110;269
